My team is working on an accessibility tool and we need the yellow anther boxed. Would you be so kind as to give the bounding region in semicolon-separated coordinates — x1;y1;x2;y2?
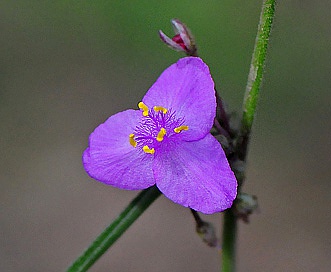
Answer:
129;133;137;147
153;106;168;114
174;125;189;133
138;101;149;116
143;145;155;154
156;128;167;142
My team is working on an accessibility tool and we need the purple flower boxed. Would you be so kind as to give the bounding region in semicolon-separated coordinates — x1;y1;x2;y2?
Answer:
83;57;237;214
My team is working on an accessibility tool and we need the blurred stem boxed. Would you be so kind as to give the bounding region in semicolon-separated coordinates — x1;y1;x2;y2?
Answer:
221;1;276;272
67;186;161;272
190;209;205;228
221;209;237;272
237;0;276;161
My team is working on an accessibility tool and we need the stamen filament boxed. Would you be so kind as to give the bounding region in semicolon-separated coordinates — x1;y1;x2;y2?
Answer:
174;125;189;133
129;133;137;147
138;101;149;116
153;106;168;114
143;145;155;154
156;128;167;142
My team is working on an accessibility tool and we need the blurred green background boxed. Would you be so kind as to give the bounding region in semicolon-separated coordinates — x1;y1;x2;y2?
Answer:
1;1;330;271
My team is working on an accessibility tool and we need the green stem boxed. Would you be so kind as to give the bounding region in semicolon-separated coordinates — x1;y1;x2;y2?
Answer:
238;0;276;160
221;209;237;272
67;186;161;272
221;1;276;271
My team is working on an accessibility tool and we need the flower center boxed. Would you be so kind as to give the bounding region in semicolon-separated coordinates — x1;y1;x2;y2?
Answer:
129;102;189;154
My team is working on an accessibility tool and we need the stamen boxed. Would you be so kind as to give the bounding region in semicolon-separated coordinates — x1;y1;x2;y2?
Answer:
156;128;167;142
138;101;149;116
143;145;155;154
174;125;189;133
129;133;137;147
153;106;168;114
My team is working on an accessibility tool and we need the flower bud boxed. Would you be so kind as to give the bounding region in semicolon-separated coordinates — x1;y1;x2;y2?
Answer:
159;19;197;56
234;193;259;223
196;221;219;248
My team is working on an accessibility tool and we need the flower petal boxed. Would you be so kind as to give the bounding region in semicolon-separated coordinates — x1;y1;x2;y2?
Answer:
142;57;216;141
153;134;237;214
83;109;155;190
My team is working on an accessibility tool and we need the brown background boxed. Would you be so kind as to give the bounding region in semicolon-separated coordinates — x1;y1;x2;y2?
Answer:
1;0;330;271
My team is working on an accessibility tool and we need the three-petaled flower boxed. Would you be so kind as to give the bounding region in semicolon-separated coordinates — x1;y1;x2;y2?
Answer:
83;57;237;214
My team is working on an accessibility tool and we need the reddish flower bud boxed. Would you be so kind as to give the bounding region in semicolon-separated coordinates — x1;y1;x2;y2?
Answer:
159;19;197;56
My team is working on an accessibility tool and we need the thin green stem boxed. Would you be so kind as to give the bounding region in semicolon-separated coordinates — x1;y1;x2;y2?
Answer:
67;186;161;272
238;0;276;161
221;1;276;271
221;209;237;272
